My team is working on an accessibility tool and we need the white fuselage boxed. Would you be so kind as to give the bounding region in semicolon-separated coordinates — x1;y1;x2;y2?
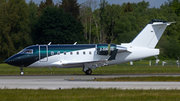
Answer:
28;44;159;68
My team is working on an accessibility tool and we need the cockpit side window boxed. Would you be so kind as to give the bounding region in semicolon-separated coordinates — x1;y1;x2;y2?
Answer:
21;49;33;54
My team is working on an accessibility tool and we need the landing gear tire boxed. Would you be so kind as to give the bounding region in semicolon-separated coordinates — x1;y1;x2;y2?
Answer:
21;71;24;76
20;67;24;76
85;69;92;75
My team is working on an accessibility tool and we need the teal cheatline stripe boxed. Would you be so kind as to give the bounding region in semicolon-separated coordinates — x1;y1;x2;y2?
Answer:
47;44;96;55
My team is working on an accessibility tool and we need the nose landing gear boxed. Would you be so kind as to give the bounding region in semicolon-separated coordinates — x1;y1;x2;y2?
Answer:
20;67;24;76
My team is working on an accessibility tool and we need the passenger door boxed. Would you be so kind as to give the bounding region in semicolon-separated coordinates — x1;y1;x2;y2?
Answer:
39;45;48;62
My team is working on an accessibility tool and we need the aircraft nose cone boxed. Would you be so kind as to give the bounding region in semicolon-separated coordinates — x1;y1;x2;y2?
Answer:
4;56;16;65
4;58;17;66
4;55;24;67
4;59;8;63
4;59;10;64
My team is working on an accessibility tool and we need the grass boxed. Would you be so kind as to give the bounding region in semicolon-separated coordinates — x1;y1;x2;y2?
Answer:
95;76;180;81
0;64;180;75
0;89;180;101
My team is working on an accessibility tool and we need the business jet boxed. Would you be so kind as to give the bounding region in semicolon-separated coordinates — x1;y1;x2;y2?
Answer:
4;19;174;75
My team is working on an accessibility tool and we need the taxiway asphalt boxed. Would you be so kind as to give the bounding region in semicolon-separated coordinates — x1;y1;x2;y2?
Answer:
0;74;180;90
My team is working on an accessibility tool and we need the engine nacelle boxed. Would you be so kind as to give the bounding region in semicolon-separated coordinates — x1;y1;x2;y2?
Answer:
96;44;116;55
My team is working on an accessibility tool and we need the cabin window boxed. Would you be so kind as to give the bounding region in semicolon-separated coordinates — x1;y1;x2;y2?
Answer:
89;51;91;55
51;51;54;55
64;51;66;55
70;52;73;55
57;51;60;55
21;49;33;54
77;52;79;55
83;51;86;55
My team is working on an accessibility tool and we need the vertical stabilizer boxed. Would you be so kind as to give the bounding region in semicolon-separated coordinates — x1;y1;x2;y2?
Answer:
130;19;173;48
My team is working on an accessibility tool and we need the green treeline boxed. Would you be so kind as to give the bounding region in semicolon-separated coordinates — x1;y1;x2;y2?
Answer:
0;0;180;62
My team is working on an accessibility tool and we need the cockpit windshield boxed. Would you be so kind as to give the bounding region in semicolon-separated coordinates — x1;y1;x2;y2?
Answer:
20;49;33;54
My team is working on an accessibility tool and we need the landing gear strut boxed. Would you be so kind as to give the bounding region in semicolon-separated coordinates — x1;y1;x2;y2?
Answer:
20;67;24;76
85;69;92;75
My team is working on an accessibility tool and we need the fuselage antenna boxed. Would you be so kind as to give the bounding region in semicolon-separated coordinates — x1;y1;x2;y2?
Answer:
74;42;77;45
48;42;51;45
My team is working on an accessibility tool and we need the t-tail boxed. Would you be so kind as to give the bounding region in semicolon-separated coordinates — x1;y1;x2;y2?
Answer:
129;19;174;48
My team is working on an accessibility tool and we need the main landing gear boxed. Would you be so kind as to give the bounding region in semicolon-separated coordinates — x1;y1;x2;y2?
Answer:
85;69;92;75
83;65;92;75
20;67;24;76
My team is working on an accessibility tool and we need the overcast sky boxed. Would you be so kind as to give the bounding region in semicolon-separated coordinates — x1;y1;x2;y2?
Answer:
25;0;169;8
